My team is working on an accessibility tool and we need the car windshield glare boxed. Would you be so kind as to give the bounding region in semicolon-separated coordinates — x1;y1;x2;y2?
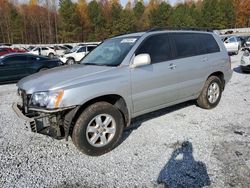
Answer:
80;37;139;66
70;46;81;53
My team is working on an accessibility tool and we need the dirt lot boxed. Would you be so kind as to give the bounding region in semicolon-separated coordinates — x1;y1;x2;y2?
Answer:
0;52;249;188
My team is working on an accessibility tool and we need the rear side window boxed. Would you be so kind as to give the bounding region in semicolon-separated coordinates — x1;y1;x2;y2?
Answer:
136;34;172;63
170;33;220;59
170;33;198;58
199;34;220;53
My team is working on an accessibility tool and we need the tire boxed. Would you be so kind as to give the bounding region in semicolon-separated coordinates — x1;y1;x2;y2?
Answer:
66;58;75;65
197;76;223;109
72;102;124;156
48;53;55;59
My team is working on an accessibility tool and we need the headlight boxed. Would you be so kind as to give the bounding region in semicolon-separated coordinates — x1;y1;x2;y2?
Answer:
30;90;64;109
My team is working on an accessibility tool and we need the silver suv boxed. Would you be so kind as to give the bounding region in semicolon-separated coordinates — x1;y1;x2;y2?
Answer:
13;30;232;156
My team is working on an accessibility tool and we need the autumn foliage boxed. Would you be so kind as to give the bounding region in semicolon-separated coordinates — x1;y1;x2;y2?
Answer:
0;0;249;44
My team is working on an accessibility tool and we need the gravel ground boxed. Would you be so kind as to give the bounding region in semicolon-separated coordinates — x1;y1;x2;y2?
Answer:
0;52;250;188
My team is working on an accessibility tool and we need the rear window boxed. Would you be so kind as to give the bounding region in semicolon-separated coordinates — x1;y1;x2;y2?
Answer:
170;33;220;59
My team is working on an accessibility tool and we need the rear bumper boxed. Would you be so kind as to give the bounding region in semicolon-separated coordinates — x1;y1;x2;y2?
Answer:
224;69;233;85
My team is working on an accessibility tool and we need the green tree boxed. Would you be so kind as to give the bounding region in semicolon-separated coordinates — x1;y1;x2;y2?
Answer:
219;0;235;28
169;3;197;28
202;0;222;29
133;1;145;19
149;2;171;27
87;0;106;40
59;0;80;42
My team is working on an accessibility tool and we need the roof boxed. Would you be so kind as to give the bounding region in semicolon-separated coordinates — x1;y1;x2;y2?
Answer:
114;28;214;39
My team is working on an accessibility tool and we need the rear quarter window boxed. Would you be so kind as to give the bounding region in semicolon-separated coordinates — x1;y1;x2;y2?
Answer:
200;34;220;53
170;33;220;59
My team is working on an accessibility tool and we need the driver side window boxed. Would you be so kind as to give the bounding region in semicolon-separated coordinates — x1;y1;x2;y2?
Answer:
136;34;172;64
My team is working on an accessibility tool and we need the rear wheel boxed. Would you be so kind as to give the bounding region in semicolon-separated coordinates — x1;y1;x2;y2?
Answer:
197;76;223;109
72;102;124;156
48;53;55;59
66;58;75;65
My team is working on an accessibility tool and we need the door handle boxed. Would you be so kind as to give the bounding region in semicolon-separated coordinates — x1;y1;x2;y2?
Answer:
169;63;176;70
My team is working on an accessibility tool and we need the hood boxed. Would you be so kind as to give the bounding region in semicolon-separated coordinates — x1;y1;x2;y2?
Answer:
17;64;114;94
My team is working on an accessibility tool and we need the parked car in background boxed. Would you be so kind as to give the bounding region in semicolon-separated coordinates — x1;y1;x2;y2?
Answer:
27;46;35;51
63;44;73;50
13;30;232;156
245;37;250;47
59;44;97;64
222;36;241;54
28;46;56;58
13;47;28;53
0;47;17;56
241;49;250;72
0;53;61;84
50;45;69;56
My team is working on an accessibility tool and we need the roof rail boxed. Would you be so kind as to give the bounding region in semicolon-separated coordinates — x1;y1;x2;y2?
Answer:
146;27;214;32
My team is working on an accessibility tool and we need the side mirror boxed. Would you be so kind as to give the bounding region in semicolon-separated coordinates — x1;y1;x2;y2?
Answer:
131;54;151;68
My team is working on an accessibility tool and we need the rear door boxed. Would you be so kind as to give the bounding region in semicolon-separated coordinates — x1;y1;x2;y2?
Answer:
131;33;181;113
169;33;220;99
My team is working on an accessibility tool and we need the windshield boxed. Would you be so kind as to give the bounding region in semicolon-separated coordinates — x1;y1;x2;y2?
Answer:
70;46;81;53
80;37;139;66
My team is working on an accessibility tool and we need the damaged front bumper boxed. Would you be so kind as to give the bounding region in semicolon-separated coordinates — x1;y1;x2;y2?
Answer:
12;102;38;132
12;102;79;140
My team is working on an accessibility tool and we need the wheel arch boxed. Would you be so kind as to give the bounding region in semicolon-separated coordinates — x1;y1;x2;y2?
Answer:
208;71;225;90
65;94;131;139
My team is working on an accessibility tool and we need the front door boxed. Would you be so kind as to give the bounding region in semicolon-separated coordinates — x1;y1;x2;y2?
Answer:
131;33;180;113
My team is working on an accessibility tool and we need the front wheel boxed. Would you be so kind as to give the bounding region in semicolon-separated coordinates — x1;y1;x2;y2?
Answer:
197;76;223;109
72;102;124;156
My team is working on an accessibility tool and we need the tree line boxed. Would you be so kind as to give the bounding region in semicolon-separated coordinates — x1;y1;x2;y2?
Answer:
0;0;249;44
